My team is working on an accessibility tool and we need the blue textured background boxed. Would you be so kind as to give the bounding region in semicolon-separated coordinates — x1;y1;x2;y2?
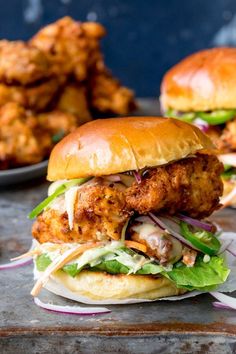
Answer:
1;0;236;96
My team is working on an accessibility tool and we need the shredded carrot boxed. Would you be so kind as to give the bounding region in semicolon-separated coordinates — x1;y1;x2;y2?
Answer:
31;242;102;297
125;240;147;253
11;249;41;261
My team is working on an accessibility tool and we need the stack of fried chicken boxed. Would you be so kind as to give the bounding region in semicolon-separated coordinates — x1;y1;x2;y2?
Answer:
0;17;136;169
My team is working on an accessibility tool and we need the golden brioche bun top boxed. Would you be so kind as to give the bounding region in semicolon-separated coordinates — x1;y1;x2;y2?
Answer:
47;116;214;181
160;47;236;111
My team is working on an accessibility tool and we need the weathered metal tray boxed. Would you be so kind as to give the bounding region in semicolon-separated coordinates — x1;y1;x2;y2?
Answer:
1;100;236;353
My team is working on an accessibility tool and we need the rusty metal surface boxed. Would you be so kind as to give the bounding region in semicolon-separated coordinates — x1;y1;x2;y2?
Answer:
1;100;236;353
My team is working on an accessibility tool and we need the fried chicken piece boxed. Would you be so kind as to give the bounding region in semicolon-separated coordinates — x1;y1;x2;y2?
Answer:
26;114;53;156
30;17;105;81
32;182;131;244
0;77;64;112
56;83;92;124
88;69;136;115
126;154;223;218
205;126;222;149
218;117;236;152
0;103;50;168
0;40;51;85
31;17;136;114
26;76;66;112
37;110;78;141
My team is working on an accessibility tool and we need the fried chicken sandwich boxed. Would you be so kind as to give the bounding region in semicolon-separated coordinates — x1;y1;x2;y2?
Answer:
28;117;230;304
160;47;236;207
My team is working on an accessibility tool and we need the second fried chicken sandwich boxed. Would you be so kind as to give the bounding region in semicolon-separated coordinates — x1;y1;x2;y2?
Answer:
160;47;236;206
28;117;230;304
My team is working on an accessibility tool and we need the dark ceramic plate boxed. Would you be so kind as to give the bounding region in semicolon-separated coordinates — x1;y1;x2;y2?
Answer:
0;160;48;186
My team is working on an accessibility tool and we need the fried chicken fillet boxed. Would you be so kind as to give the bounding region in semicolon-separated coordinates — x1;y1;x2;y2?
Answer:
0;41;51;85
32;180;130;243
30;17;105;81
0;101;82;169
37;110;78;139
88;69;136;115
126;154;223;218
0;103;51;169
31;17;136;115
218;117;236;152
32;154;223;244
0;77;64;112
56;83;92;123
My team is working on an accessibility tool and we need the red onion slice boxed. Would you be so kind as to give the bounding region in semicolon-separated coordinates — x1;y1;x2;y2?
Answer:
213;302;232;310
34;297;110;315
194;118;209;133
0;258;32;270
0;241;35;270
176;214;214;232
133;171;142;184
148;213;165;230
210;292;236;310
148;213;200;251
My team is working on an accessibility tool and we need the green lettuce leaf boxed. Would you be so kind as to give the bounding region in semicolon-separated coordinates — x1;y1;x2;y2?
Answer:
35;251;230;292
63;263;80;277
163;256;230;291
36;254;51;271
35;253;163;277
91;260;130;274
89;259;163;275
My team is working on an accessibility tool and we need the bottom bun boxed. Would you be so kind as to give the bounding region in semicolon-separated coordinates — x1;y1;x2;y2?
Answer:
34;267;186;304
222;178;236;207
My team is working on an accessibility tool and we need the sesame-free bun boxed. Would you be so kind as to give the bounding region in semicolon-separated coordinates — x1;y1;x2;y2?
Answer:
47;116;214;181
34;268;186;304
160;47;236;112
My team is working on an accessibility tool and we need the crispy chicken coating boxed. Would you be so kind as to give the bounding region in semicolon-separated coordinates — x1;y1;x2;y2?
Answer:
0;17;136;170
0;103;50;169
126;154;223;218
0;40;51;85
88;69;136;115
0;102;82;168
56;83;92;124
0;77;64;112
205;126;222;150
30;17;105;81
37;110;78;140
218;117;236;152
0;102;85;169
31;17;136;115
32;181;131;244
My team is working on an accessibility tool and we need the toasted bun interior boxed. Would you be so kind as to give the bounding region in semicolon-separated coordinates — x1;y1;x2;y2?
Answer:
34;268;186;304
47;116;214;181
160;47;236;112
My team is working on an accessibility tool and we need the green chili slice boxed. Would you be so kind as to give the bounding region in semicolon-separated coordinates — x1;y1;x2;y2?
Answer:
197;110;236;125
28;177;90;219
165;109;196;122
180;221;221;256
